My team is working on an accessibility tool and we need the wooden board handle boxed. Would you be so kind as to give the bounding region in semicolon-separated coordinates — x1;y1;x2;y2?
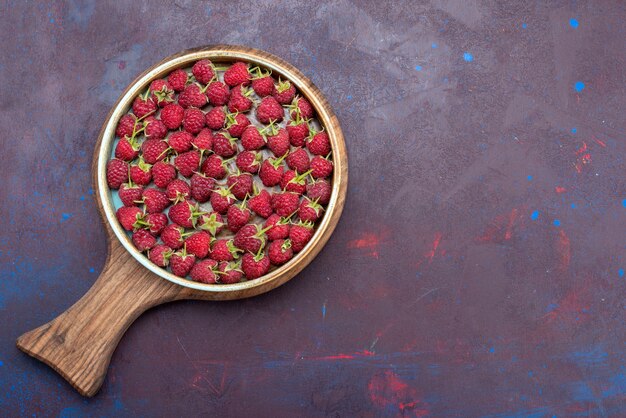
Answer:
16;241;188;397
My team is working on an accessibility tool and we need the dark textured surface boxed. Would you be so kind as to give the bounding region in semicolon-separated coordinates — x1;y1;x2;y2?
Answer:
1;1;625;416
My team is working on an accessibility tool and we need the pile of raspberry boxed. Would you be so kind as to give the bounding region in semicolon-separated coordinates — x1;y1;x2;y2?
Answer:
106;59;333;284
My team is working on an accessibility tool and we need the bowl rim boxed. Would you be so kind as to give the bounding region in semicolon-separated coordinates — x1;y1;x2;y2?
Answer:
96;45;348;292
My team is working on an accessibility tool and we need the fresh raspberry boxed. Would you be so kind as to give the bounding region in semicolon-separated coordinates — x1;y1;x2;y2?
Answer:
289;96;314;119
142;139;170;164
286;115;310;147
241;126;266;151
119;182;143;207
280;170;309;195
212;132;237;157
265;214;291;241
234;224;267;254
144;212;168;236
241;251;270;279
201;154;229;179
168;200;204;228
114;137;139;161
210;187;236;214
170;250;195;277
273;79;296;105
168;131;194;153
106;159;129;189
236;150;261;174
271;192;300;217
144;116;168;140
167;68;188;92
192;128;213;152
166;179;191;203
132;93;157;119
148;244;172;267
198;212;225;236
149;79;174;107
206;81;230;106
286;148;310;173
268;239;293;265
185;231;211;259
175;150;201;177
259;156;286;187
116;206;143;231
227;173;253;200
289;221;314;252
306;179;331;205
248;189;273;218
179;83;207;108
252;75;275;97
190;173;215;203
161;103;184;129
256;96;284;124
151;160;177;188
226;113;250;138
307;130;331;155
161;224;186;249
267;126;290;157
192;59;215;85
142;188;170;214
190;259;218;283
183;107;205;134
130;158;152;185
223;62;250;87
227;202;251;233
228;85;253;113
132;229;156;252
217;261;243;284
205;107;226;130
310;155;333;179
116;114;138;138
210;239;240;262
298;197;323;222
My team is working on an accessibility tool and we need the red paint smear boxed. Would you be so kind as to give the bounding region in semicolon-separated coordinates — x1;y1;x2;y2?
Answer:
368;371;429;417
504;208;518;240
555;186;567;194
424;232;443;263
574;142;592;173
594;138;606;148
477;208;522;243
347;231;389;258
542;287;590;324
556;230;571;270
309;350;375;361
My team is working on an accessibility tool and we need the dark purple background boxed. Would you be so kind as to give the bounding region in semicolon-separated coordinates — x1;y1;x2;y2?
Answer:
1;1;625;416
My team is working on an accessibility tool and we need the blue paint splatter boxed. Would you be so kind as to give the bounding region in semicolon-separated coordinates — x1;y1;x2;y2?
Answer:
619;269;624;278
431;43;438;48
522;23;527;29
527;175;533;181
0;360;3;366
574;81;585;92
80;195;85;201
531;210;539;220
571;127;577;134
489;347;495;353
322;302;326;318
546;303;559;313
89;267;95;273
621;199;626;208
463;52;474;62
569;18;579;28
346;95;352;100
50;18;55;23
88;188;94;195
571;203;577;209
61;213;72;222
553;219;561;227
415;65;422;71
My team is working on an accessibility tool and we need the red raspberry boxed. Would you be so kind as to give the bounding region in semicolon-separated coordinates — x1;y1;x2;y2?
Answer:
206;81;230;106
256;96;284;124
142;188;170;213
115;137;139;161
161;103;184;129
142;139;170;164
223;62;250;87
248;189;273;218
234;224;267;254
241;251;270;279
218;261;243;284
198;212;224;236
280;170;309;195
259;157;285;187
106;159;129;189
152;160;177;188
175;150;201;177
190;173;215;203
130;158;152;185
268;239;293;265
210;239;240;262
144;116;168;140
183;107;205;134
265;214;291;241
166;179;191;203
169;200;204;228
161;224;186;249
298;197;323;222
192;128;213;152
144;212;168;236
286;117;310;147
271;192;300;217
116;206;143;231
307;131;331;155
185;231;211;259
227;173;253;200
310;155;333;179
132;94;157;118
168;131;194;153
178;83;207;108
267;126;290;157
273;79;296;105
252;75;275;97
226;113;250;138
205;107;226;130
227;203;251;233
149;244;172;267
167;68;188;92
212;132;237;157
119;183;144;207
227;85;253;113
201;154;229;179
210;187;236;214
149;79;174;107
116;114;137;138
289;221;314;252
236;150;261;174
289;96;314;119
286;148;310;173
190;259;218;283
132;229;156;252
191;59;215;85
306;180;331;205
241;126;266;151
170;250;195;277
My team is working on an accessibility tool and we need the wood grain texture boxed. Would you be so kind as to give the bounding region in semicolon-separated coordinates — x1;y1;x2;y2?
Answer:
16;45;348;397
